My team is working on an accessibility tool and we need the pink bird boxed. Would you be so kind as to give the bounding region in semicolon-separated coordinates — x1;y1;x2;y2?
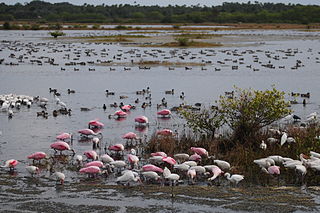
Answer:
84;150;98;161
162;156;177;165
142;164;164;173
122;132;138;140
187;169;197;184
157;109;171;117
157;129;173;136
88;119;104;129
189;153;202;161
191;147;208;157
79;166;101;177
121;105;132;112
268;165;280;175
108;144;124;152
128;154;139;169
50;141;74;154
208;165;223;181
114;110;127;118
78;128;96;136
151;152;167;157
85;161;104;168
28;152;47;161
1;159;19;171
56;132;72;141
134;116;148;125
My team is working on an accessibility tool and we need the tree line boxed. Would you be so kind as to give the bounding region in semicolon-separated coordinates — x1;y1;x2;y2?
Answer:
0;1;320;24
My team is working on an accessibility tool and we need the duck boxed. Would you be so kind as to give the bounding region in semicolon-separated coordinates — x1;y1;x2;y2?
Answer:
67;89;75;94
165;89;174;95
105;90;115;95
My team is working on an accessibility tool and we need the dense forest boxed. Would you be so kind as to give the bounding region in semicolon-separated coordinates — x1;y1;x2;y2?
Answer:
0;0;320;24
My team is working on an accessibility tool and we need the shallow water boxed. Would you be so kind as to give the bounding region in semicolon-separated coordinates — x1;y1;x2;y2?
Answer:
1;28;320;211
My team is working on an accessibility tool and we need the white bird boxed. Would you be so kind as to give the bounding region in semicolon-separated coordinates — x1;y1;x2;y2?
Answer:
280;132;288;146
149;156;163;164
163;167;180;185
142;171;161;181
116;170;140;185
283;160;302;169
214;160;230;171
75;155;83;165
224;173;244;186
208;165;222;181
183;161;197;167
268;155;284;164
189;166;206;174
101;154;114;164
173;153;190;162
187;169;196;183
267;137;279;144
26;166;39;176
53;172;65;185
253;158;275;169
310;151;320;158
173;163;190;171
8;109;13;118
260;140;267;150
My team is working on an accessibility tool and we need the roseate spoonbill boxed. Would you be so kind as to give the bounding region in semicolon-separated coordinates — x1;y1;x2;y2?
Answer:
214;160;230;171
53;172;65;185
1;159;18;172
134;116;149;126
121;105;132;112
78;128;102;139
162;157;177;166
79;166;101;178
266;165;280;175
110;160;127;173
174;153;190;163
187;169;196;184
224;173;244;186
189;153;202;162
28;152;47;163
26;165;39;177
189;166;206;174
157;129;173;136
85;161;104;168
174;163;190;172
114;110;127;118
183;161;197;167
149;156;164;164
50;141;75;155
151;152;167;157
128;154;139;169
253;158;275;169
108;144;124;154
142;171;161;182
157;109;171;117
92;137;100;149
88;119;104;129
56;132;73;142
142;164;163;173
122;132;138;140
84;150;98;161
208;165;223;181
190;147;208;157
101;154;114;164
116;170;141;186
163;167;180;186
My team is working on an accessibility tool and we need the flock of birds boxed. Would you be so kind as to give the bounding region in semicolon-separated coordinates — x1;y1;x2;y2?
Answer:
1;30;320;73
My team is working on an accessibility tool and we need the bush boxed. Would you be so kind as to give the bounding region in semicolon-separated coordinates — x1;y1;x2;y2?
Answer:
175;37;191;46
49;31;66;38
219;86;292;147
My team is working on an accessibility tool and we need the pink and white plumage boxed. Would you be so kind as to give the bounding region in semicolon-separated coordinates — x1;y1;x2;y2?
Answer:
50;141;71;151
56;132;72;141
28;152;47;160
157;109;171;117
78;128;96;136
157;129;173;136
162;156;177;165
190;147;208;157
134;116;148;124
2;159;19;170
79;166;101;174
84;150;98;161
85;161;104;168
88;119;104;128
151;152;167;157
114;110;127;118
208;165;223;181
122;132;138;140
142;164;164;173
189;153;202;161
108;144;124;152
